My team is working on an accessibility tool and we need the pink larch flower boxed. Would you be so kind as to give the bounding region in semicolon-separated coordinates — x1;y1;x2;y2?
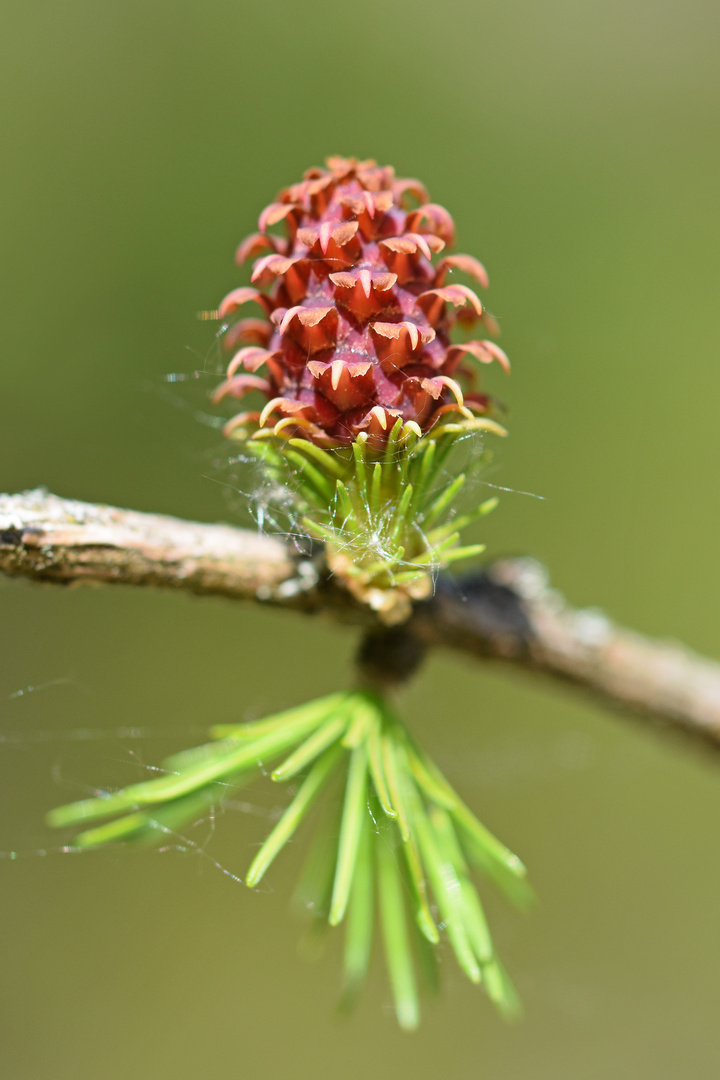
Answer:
214;156;508;449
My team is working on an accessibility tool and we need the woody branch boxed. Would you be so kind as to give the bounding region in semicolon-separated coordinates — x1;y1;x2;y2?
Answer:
2;488;720;751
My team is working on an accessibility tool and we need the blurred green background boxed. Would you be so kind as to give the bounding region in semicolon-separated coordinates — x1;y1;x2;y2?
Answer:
2;1;719;1077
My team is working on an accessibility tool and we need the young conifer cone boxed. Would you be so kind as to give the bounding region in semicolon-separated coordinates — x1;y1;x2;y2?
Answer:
214;156;508;448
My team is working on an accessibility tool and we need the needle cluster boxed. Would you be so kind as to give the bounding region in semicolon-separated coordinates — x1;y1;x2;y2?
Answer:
48;691;531;1029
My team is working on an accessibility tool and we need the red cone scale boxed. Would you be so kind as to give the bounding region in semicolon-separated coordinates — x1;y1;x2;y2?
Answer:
215;157;508;449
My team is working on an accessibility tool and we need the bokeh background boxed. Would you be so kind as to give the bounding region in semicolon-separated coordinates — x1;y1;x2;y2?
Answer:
2;2;719;1077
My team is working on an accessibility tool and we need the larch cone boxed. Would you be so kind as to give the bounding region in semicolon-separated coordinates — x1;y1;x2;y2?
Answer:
214;156;508;449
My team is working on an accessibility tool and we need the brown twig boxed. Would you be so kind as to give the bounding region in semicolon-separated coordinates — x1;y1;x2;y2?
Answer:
3;488;720;750
0;488;300;601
